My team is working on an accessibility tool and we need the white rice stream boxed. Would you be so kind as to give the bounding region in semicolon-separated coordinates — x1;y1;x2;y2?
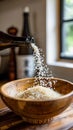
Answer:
31;43;53;87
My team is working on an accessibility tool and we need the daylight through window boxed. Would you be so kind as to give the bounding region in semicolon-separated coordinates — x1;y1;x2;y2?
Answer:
60;0;73;59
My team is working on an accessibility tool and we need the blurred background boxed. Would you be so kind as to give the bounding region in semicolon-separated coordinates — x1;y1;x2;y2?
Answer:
0;0;73;82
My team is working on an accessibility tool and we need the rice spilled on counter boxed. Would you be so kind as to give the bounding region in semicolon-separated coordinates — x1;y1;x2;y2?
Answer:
16;85;62;100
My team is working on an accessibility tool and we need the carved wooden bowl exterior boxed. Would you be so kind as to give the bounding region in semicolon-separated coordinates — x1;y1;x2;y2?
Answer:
1;78;73;124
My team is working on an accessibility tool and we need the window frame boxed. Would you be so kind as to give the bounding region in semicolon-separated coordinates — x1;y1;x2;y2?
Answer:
60;0;73;60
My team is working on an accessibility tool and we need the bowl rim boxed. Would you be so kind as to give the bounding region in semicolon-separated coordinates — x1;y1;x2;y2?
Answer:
0;77;73;102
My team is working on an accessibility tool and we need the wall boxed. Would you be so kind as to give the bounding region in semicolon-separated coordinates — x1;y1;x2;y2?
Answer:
46;0;58;63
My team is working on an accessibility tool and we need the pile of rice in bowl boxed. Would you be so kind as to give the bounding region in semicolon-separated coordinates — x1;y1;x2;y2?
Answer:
16;85;62;100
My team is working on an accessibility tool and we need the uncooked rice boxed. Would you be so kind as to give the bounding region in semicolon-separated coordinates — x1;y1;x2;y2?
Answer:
16;85;62;100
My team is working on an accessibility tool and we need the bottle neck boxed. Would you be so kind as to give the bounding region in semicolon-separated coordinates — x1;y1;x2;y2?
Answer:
22;13;30;37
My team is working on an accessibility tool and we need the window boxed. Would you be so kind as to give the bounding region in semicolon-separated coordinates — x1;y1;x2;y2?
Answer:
60;0;73;59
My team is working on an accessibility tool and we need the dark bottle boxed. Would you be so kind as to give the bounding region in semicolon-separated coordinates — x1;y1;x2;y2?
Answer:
7;26;18;81
16;7;35;79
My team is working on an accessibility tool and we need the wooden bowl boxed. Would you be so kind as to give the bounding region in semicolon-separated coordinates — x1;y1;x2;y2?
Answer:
0;77;73;124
